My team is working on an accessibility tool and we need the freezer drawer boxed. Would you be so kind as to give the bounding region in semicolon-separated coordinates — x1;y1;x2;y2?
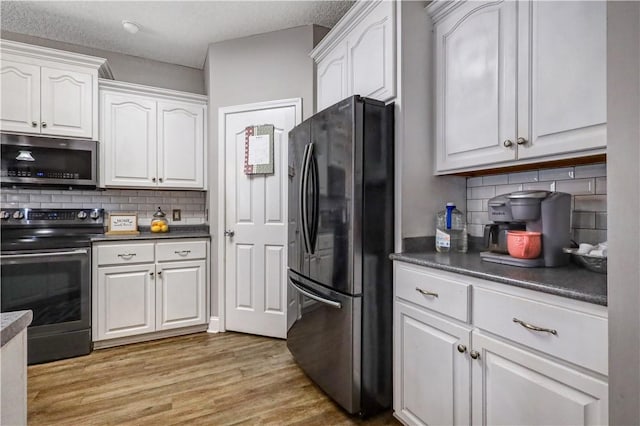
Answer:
286;271;362;414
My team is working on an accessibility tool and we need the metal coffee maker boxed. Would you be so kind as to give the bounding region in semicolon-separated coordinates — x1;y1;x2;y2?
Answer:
480;190;571;267
483;194;525;253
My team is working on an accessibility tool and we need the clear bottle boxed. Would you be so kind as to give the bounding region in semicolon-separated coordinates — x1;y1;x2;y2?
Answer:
150;206;169;233
435;202;468;253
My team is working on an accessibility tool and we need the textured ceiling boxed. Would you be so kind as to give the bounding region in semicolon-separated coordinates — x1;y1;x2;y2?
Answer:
1;1;353;69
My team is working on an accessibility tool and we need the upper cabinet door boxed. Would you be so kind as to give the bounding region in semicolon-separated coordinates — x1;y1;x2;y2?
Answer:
317;45;348;112
347;0;396;102
517;1;607;160
101;92;157;187
0;60;41;134
40;66;93;138
435;1;518;172
157;101;205;189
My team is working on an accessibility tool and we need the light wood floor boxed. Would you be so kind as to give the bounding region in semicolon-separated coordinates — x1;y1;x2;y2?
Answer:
28;332;400;425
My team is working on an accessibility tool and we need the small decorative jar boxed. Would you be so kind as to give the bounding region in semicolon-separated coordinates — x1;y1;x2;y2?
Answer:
150;207;169;233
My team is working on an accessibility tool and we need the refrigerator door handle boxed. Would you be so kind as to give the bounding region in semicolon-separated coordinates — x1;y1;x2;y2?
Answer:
309;145;320;253
300;143;312;254
288;277;342;309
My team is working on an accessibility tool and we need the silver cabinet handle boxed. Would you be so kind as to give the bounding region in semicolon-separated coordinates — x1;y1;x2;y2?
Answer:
513;317;557;335
503;139;513;147
517;137;528;145
117;253;136;259
31;121;38;127
470;350;480;360
174;250;191;256
457;344;467;353
41;122;47;128
416;287;439;298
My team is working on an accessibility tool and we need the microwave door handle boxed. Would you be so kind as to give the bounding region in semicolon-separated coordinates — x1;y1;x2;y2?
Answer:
288;277;342;309
1;249;88;259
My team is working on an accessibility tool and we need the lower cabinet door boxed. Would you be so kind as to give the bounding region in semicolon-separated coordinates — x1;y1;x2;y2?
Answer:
471;331;608;426
97;264;155;340
156;260;206;330
394;300;472;426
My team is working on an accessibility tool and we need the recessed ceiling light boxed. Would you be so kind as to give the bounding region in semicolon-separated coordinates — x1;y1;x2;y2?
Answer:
122;20;140;34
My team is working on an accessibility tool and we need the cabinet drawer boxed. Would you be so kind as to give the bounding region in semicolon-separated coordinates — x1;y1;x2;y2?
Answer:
156;240;207;262
395;263;470;322
97;243;155;266
473;287;608;375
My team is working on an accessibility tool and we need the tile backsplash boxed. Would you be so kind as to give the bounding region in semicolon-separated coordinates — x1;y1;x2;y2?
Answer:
466;163;607;244
0;188;207;225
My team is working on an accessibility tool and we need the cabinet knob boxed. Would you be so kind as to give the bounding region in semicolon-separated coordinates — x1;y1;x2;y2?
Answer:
517;137;528;145
470;350;480;360
158;178;163;183
152;177;157;182
31;121;38;127
41;122;47;128
457;344;467;353
157;271;162;277
503;139;513;148
150;272;154;277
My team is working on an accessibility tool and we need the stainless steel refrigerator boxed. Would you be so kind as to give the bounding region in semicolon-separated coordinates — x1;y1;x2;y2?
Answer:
287;95;394;416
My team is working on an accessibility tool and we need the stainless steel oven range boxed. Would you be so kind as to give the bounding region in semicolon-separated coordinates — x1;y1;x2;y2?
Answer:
1;208;104;364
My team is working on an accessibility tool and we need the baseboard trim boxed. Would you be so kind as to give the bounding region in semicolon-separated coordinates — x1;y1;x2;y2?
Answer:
207;317;220;333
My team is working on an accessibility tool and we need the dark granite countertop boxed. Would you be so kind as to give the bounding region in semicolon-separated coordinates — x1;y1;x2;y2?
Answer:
1;310;33;347
92;225;210;242
390;250;607;306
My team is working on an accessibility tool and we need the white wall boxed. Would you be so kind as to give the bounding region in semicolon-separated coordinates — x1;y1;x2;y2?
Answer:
396;1;466;243
1;31;205;94
205;25;323;317
607;2;640;423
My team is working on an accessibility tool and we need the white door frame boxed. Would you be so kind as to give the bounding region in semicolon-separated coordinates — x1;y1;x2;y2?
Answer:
217;98;302;332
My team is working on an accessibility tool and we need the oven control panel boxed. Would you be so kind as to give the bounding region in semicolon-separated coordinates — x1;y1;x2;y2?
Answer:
0;208;105;226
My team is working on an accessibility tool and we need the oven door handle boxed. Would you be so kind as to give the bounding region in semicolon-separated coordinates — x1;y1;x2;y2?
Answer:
1;249;88;259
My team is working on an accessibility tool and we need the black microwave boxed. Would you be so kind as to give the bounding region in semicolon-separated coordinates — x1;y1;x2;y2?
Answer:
1;134;98;188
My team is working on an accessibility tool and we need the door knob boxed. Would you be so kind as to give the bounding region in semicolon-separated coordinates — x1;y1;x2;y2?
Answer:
224;230;235;237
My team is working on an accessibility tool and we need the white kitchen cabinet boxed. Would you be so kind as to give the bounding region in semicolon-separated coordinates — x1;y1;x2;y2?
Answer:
156;260;207;330
96;263;156;340
394;300;471;426
101;92;157;187
392;261;608;426
99;79;207;190
312;0;396;112
93;238;209;345
471;331;608;426
428;1;607;173
0;40;110;140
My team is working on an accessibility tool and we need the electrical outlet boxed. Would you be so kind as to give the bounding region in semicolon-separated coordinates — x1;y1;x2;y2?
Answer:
172;209;182;221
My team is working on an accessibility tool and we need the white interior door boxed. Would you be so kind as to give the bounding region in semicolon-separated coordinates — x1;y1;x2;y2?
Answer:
222;99;301;338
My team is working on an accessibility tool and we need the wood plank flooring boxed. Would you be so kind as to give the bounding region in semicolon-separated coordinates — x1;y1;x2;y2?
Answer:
27;332;400;425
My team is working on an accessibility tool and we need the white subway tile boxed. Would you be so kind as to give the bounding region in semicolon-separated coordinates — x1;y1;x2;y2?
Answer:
572;211;596;229
572;229;607;245
23;203;41;208
595;177;607;195
467;199;483;212
508;171;539;184
574;195;607;212
467;177;483;187
539;167;574;181
30;194;51;202
523;182;555;191
574;163;606;178
467;188;472;199
7;194;29;202
52;195;73;202
556;178;595;195
111;196;129;203
40;203;62;208
468;224;484;238
470;211;488;224
595;213;607;230
72;195;91;203
482;174;509;185
470;186;496;199
495;184;522;195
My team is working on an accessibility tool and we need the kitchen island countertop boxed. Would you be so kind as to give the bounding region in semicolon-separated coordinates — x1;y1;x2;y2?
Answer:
390;250;607;306
1;311;33;347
